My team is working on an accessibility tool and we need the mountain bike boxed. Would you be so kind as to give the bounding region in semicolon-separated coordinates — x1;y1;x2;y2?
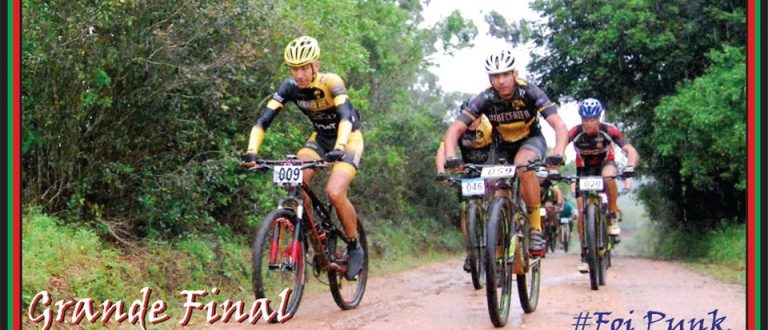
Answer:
482;160;546;327
249;156;368;319
560;174;622;290
440;164;492;290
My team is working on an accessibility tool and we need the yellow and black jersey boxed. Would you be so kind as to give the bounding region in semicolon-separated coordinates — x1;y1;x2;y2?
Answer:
457;80;557;143
257;72;361;138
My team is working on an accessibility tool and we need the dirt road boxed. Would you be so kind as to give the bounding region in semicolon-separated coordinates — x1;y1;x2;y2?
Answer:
205;249;745;330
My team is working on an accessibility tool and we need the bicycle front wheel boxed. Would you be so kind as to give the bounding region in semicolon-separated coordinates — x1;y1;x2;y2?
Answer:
597;213;608;286
252;209;306;319
561;224;570;253
484;197;513;327
516;201;540;313
467;199;485;290
585;204;599;290
328;219;368;310
548;224;557;253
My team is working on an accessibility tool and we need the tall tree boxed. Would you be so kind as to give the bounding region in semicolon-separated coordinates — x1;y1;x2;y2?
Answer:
520;0;746;229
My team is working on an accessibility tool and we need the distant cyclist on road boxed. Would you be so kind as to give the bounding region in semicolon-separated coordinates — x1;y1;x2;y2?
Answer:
568;98;639;273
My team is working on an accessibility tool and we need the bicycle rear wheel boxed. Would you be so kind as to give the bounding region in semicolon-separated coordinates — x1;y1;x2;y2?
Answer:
252;209;306;319
328;219;368;310
467;199;485;290
585;204;599;290
484;197;513;327
515;201;540;313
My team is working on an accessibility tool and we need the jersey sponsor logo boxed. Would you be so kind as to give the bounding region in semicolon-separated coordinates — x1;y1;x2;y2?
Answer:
297;98;332;111
488;110;531;122
314;122;338;131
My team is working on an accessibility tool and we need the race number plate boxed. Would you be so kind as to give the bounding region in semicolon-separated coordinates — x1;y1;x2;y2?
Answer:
540;207;547;217
461;178;485;196
579;176;604;191
273;165;302;185
480;166;517;179
560;217;570;224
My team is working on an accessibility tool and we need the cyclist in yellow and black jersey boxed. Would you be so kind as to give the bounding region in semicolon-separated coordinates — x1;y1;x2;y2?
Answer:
435;112;493;272
242;36;365;281
436;113;493;174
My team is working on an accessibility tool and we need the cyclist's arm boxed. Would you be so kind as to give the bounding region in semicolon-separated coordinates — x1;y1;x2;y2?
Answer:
443;121;468;161
445;101;478;160
622;144;640;168
327;74;355;151
435;142;447;174
554;186;564;207
530;84;567;157
543;113;568;157
247;99;283;154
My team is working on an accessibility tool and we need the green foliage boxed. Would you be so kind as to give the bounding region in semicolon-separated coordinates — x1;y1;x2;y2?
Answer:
650;221;745;284
524;0;746;230
22;207;143;304
644;46;746;227
437;10;478;55
22;0;474;240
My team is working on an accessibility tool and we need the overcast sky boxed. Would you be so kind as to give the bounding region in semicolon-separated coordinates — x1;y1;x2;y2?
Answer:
422;1;589;163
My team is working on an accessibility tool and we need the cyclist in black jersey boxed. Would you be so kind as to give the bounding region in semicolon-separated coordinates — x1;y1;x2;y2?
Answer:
443;49;569;257
435;111;493;272
242;36;365;280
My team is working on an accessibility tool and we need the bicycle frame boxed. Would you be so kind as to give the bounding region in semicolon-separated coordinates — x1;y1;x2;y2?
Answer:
257;159;345;275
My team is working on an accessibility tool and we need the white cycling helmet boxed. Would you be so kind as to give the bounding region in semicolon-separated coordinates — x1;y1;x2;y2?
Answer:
484;49;516;74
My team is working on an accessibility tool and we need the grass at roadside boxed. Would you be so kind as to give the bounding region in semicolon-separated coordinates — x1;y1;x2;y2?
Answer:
613;193;746;286
21;207;463;328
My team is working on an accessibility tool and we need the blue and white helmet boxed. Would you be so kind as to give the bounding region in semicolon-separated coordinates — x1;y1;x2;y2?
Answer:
578;98;604;119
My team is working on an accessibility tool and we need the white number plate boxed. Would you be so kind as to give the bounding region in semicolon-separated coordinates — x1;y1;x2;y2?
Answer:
540;207;547;217
480;166;517;179
461;178;485;196
273;165;303;185
560;217;570;224
579;176;604;191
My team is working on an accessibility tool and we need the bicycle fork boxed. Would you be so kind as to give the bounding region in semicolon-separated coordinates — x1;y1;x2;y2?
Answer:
268;205;306;271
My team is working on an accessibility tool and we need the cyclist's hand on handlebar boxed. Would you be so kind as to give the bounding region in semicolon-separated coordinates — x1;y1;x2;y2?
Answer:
323;149;345;162
547;169;562;181
545;155;564;166
436;172;450;184
623;166;636;178
241;153;259;168
444;157;463;169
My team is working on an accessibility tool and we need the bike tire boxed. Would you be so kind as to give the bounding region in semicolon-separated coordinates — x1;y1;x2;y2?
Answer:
252;209;306;320
561;224;570;253
597;214;608;286
585;204;599;290
467;199;485;290
516;200;540;313
328;219;368;310
484;197;514;328
548;224;557;253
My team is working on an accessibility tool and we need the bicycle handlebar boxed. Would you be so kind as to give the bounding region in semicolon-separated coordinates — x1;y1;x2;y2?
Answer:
243;157;332;172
